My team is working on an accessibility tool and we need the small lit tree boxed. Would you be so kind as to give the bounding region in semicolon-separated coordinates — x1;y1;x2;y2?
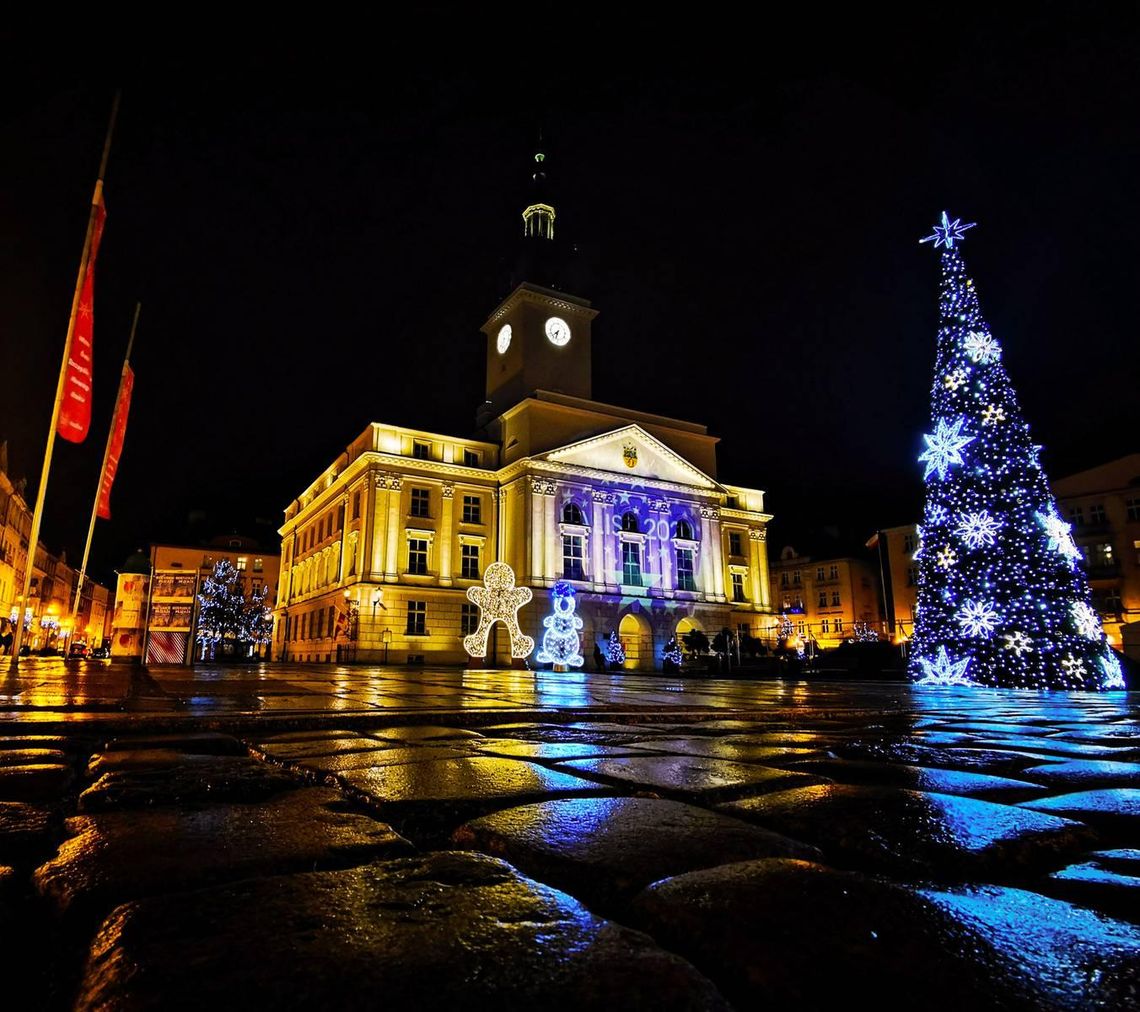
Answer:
606;629;625;669
197;560;271;659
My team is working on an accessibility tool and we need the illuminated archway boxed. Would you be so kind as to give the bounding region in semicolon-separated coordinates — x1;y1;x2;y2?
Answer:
618;611;653;671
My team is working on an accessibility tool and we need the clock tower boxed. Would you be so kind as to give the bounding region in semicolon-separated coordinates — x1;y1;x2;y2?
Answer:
480;149;597;419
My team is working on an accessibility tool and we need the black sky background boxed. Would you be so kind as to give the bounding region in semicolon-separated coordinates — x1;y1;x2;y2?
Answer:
1;12;1137;586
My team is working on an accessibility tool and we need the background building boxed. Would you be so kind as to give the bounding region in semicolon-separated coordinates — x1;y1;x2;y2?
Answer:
866;523;920;644
274;157;773;670
1053;454;1140;658
768;541;882;649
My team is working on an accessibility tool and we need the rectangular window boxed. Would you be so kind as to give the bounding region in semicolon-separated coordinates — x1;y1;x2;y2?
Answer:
829;564;839;579
835;617;844;633
821;618;830;634
406;600;426;635
462;495;481;524
676;548;696;591
1098;588;1123;613
328;605;336;636
816;566;824;580
1089;542;1115;571
818;591;827;608
621;541;642;586
907;566;919;587
301;613;308;639
903;533;915;553
780;572;789;587
413;441;431;460
410;488;430;518
408;539;428;575
729;532;743;556
1089;503;1106;525
831;591;841;606
1127;498;1140;522
796;621;805;636
1069;506;1085;527
353;492;361;520
793;570;801;585
461;544;480;580
316;609;325;638
463;449;480;467
253;557;264;572
731;572;746;602
461;602;479;635
563;535;585;580
336;505;345;531
236;556;248;571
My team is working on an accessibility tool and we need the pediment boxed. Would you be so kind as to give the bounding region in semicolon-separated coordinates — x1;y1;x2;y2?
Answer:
537;425;720;490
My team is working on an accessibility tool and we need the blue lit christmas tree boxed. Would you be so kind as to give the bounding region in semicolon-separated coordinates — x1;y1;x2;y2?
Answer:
535;581;584;670
910;212;1125;690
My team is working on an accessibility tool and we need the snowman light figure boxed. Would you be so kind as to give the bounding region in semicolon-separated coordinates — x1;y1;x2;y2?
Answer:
536;581;584;671
463;562;535;661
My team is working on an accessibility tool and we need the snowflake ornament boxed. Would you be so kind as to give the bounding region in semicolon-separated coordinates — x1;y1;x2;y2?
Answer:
981;404;1006;426
943;368;970;392
1036;510;1082;568
963;331;1001;364
1060;653;1087;682
914;646;974;686
1070;601;1101;640
1100;651;1126;690
925;503;950;526
919;417;974;480
936;545;958;569
1003;630;1033;656
955;510;1000;549
957;599;999;638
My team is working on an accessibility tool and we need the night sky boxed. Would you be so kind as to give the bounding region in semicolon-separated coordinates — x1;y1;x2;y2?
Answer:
2;13;1137;586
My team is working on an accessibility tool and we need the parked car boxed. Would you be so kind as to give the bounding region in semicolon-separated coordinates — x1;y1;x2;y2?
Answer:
68;642;89;659
90;644;110;659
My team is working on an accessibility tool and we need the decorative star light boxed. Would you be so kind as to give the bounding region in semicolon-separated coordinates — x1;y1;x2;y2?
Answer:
920;211;976;249
1100;651;1126;690
919;417;974;480
963;331;1001;364
1004;630;1033;656
936;545;958;569
915;646;974;686
1036;509;1082;568
957;599;999;638
943;368;970;392
463;562;535;660
925;503;950;526
955;510;1000;550
1060;653;1086;682
1070;601;1102;640
981;404;1006;426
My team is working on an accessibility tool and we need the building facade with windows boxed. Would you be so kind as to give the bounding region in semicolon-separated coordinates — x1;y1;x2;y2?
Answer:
866;523;920;644
1053;454;1140;658
769;544;882;649
274;159;773;669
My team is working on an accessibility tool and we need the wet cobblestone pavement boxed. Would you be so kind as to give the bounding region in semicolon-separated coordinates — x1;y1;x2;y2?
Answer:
0;661;1137;1008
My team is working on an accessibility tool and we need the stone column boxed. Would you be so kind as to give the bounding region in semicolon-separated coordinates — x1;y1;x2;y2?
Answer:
337;493;349;585
361;473;377;581
370;474;389;580
543;483;557;586
752;527;771;609
529;478;545;584
384;476;403;581
699;507;717;599
439;484;455;586
590;491;606;591
708;508;727;601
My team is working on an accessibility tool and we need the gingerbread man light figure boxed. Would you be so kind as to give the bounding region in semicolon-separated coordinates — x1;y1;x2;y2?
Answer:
463;562;535;660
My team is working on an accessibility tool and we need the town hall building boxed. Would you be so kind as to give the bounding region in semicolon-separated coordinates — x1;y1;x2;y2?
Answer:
273;155;773;669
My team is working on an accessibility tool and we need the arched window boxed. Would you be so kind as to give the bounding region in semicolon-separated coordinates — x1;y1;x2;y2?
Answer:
676;519;694;540
562;502;585;525
621;511;639;533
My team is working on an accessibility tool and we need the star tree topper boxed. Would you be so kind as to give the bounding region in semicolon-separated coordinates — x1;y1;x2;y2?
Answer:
920;210;976;249
463;562;535;660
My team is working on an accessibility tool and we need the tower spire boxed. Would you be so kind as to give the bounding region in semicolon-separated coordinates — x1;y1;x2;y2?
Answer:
522;140;555;241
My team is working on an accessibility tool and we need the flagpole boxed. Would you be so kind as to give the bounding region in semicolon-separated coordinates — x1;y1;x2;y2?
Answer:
69;301;140;636
9;92;120;670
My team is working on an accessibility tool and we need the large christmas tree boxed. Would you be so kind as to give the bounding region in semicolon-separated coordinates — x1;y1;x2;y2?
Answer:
910;212;1124;690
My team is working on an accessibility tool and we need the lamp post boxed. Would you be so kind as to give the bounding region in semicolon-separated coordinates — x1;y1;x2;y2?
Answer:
382;627;392;666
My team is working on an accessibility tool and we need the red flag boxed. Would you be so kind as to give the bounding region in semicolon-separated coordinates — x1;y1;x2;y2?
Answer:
58;198;107;443
96;364;133;520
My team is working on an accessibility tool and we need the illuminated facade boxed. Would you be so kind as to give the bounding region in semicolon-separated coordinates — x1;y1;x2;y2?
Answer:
274;156;773;670
768;544;882;649
866;523;920;644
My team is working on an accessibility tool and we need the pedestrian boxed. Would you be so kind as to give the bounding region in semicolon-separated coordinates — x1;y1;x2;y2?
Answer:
593;642;606;672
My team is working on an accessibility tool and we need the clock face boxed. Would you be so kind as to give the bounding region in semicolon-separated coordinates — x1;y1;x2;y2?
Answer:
496;324;512;354
545;316;571;347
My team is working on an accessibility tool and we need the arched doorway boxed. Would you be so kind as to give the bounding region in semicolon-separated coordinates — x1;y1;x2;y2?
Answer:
675;616;705;661
619;612;653;671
